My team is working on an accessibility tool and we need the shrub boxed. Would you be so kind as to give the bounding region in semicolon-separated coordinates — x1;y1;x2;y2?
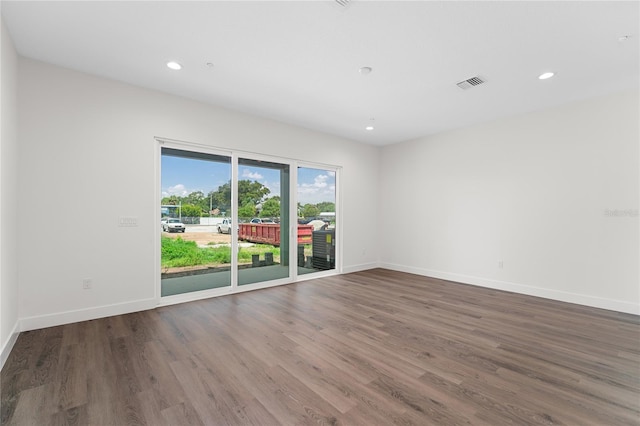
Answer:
162;236;281;268
162;237;231;268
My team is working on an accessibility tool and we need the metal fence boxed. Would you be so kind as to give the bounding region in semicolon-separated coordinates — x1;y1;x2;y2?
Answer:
178;217;200;225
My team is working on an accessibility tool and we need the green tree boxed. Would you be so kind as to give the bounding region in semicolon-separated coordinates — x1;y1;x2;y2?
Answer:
301;204;320;218
238;203;255;219
207;180;270;216
162;195;180;206
238;180;270;206
260;196;281;218
208;183;231;214
187;191;211;215
186;191;205;206
181;204;201;218
316;201;335;212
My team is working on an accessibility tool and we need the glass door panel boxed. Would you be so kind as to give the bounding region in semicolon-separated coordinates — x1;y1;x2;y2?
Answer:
237;158;290;285
161;148;232;296
297;167;337;275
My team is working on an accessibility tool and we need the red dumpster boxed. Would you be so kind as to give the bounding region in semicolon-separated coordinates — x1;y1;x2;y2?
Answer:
238;223;313;246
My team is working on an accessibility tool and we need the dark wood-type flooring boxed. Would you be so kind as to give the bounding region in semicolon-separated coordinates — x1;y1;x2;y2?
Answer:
2;269;639;425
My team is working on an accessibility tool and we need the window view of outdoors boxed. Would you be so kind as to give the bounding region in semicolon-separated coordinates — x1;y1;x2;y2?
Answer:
237;158;290;285
160;148;231;296
297;167;336;274
161;148;337;297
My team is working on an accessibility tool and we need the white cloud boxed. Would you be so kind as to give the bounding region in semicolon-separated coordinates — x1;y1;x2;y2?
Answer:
242;170;263;180
298;186;317;195
322;185;336;195
299;174;330;193
265;180;280;197
297;174;335;204
314;174;328;188
162;184;189;198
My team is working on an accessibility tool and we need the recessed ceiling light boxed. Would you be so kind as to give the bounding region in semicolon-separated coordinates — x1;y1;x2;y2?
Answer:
166;61;182;70
359;67;372;75
538;72;555;80
365;126;374;131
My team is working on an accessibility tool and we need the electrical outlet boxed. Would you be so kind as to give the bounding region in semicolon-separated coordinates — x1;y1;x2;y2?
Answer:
498;261;504;269
82;279;92;289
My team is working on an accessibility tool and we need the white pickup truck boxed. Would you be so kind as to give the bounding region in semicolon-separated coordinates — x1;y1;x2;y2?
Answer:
217;218;233;234
162;218;185;233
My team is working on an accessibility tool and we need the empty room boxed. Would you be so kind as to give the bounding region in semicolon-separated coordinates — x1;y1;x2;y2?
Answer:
1;1;638;425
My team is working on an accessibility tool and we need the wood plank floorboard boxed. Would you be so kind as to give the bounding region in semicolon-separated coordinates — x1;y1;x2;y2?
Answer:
2;269;639;425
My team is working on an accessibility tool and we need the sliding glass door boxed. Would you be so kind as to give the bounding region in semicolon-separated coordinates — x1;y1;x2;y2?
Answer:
160;147;232;297
237;158;290;286
297;166;337;275
159;139;339;300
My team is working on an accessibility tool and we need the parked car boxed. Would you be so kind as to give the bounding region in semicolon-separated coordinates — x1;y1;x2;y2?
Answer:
249;218;275;224
218;218;233;234
163;218;185;233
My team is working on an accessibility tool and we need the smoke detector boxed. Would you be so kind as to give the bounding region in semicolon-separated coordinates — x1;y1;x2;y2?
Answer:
456;76;486;90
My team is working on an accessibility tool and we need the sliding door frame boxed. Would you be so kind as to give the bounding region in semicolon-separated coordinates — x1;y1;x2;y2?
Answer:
155;137;342;307
156;138;234;306
294;161;342;282
235;152;293;289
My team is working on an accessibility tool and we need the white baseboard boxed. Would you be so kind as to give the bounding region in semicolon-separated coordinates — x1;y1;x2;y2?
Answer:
19;298;158;332
379;262;640;315
11;262;635;354
1;321;20;371
342;262;378;274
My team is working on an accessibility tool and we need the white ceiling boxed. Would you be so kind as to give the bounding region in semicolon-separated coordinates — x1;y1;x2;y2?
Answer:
2;1;638;146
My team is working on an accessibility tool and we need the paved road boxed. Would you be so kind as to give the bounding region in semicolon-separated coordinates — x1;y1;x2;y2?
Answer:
184;225;219;233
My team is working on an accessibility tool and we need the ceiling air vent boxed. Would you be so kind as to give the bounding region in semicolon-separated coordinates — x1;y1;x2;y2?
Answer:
335;0;351;8
456;76;485;90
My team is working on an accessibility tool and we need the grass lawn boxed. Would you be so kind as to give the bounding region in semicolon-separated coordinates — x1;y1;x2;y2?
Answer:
161;236;281;268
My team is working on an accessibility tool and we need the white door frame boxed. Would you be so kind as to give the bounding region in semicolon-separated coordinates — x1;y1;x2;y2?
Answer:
155;137;341;307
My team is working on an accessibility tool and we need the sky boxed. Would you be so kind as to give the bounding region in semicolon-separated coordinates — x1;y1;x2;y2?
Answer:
161;155;336;206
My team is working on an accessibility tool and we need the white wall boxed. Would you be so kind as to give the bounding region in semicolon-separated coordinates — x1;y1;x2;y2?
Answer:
0;17;20;367
17;58;379;330
380;90;639;314
11;56;638;338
